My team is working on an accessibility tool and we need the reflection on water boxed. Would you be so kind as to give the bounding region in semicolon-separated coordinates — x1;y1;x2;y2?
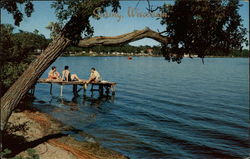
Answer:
83;94;115;107
56;94;115;109
58;97;79;111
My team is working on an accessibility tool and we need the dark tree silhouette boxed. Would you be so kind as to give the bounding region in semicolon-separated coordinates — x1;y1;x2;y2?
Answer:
159;0;248;63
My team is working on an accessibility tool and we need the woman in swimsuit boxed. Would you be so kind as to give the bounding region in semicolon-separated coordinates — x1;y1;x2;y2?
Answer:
48;66;61;80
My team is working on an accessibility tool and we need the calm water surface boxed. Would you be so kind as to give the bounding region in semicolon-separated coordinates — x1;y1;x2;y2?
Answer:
32;57;249;159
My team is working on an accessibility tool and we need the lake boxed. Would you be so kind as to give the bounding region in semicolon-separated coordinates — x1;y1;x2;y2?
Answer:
32;56;249;159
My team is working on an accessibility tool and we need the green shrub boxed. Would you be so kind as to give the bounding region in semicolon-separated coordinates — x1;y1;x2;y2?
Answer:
0;24;49;96
0;148;40;159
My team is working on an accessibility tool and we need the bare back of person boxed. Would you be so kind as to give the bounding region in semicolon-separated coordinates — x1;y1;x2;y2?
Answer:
62;66;81;82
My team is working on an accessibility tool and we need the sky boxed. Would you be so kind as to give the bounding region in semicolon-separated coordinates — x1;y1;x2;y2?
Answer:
1;0;249;47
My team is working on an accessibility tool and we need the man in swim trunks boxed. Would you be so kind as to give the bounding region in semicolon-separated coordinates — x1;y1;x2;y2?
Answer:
86;67;101;84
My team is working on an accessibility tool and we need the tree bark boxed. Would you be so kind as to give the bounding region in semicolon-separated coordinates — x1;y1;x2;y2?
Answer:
78;27;169;47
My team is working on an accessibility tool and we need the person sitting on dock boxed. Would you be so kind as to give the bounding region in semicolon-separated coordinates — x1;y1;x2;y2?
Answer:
62;66;81;81
86;67;102;84
48;66;61;80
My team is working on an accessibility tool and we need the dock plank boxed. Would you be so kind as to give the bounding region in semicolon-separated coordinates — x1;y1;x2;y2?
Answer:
37;78;116;85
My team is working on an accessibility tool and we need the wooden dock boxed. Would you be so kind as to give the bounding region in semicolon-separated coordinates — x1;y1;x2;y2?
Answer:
35;78;116;96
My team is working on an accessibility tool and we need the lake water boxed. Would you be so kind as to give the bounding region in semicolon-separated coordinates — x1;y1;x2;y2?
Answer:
32;57;249;159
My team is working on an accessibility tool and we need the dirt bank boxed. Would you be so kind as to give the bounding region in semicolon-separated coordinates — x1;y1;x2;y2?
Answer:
2;108;128;159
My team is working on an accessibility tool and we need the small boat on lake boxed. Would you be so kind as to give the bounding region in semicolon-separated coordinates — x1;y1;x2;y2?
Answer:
128;56;132;60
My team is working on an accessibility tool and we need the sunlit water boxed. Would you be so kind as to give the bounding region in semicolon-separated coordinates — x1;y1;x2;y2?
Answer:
32;57;249;159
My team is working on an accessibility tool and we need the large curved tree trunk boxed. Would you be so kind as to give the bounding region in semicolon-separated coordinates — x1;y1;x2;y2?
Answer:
78;27;169;47
1;35;71;130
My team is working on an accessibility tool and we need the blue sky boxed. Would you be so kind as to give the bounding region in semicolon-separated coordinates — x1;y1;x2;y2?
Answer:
1;1;249;47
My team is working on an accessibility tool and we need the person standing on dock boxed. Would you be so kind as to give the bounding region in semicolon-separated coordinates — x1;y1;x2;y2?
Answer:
48;66;61;80
62;66;81;81
86;67;102;84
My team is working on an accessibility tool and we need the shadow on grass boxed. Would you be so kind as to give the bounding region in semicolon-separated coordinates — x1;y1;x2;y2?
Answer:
2;130;67;158
1;93;67;158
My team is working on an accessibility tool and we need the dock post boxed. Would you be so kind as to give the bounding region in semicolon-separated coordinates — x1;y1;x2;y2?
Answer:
91;84;94;91
60;85;63;96
105;85;110;94
90;84;94;97
99;85;104;95
73;84;78;96
50;83;53;95
111;85;115;95
83;84;87;96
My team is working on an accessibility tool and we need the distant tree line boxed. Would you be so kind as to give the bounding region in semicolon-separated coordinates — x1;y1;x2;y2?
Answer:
228;49;249;57
63;44;162;55
63;45;248;57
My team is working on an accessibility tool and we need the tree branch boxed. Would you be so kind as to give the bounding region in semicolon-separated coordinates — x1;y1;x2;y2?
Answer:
78;27;169;47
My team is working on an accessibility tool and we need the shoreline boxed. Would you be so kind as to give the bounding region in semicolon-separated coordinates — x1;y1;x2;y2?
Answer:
61;54;248;58
2;104;128;159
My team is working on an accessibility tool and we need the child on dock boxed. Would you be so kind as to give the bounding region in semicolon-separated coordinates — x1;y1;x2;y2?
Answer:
62;66;81;81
